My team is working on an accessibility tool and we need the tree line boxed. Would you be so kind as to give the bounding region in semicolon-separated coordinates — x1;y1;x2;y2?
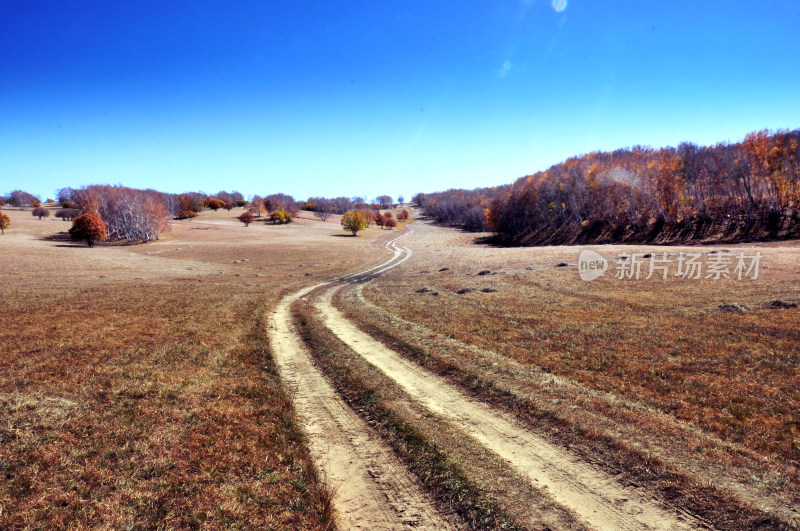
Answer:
415;129;800;244
1;185;403;244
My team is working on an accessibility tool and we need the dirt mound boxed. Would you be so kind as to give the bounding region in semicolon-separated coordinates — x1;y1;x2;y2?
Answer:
713;303;750;313
763;299;798;309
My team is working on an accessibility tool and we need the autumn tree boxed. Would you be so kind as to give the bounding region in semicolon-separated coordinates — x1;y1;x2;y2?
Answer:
0;213;9;234
9;190;38;209
204;197;224;211
177;194;198;219
69;213;108;247
311;197;333;221
341;211;367;236
385;217;397;230
269;208;292;224
238;211;254;226
376;195;393;208
32;207;50;220
56;208;79;221
69;185;169;242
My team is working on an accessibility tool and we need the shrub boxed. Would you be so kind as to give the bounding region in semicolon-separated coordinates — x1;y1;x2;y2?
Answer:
269;208;292;224
0;213;9;234
385;217;398;230
235;200;247;207
55;208;79;221
238;211;254;227
32;207;50;220
204;197;224;211
69;213;108;247
341;211;367;236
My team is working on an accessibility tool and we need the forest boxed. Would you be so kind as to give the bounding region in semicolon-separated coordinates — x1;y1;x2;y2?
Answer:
415;129;800;245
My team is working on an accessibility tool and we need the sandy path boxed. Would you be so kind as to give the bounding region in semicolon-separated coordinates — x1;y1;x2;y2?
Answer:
301;226;700;531
267;230;458;530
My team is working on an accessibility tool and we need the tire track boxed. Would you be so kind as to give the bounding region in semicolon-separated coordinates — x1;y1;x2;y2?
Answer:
268;229;457;530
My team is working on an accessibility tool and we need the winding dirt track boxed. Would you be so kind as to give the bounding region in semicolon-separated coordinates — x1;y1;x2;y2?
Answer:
271;226;700;530
268;231;457;529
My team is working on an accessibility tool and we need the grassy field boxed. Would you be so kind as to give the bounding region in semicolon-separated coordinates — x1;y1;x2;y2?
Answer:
340;218;800;525
3;204;798;528
0;206;392;529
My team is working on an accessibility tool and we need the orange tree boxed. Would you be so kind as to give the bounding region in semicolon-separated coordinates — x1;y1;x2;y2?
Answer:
0;213;9;234
69;213;108;247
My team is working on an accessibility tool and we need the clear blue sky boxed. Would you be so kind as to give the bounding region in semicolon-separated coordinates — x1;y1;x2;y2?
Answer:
2;1;799;202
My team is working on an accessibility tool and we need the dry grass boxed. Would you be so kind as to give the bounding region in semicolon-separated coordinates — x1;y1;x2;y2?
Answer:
0;206;391;529
340;218;800;527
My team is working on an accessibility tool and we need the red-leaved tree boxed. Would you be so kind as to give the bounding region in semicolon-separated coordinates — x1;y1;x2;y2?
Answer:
69;213;108;247
238;211;254;226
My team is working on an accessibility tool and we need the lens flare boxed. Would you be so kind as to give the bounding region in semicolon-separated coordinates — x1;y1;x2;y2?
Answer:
552;0;567;12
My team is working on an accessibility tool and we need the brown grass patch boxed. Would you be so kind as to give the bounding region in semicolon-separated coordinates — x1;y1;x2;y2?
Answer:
0;206;394;528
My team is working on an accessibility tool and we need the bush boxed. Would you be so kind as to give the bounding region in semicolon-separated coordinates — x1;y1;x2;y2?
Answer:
341;211;367;236
269;208;292;224
0;213;9;234
385;217;398;230
204;197;224;211
32;207;50;220
238;211;254;226
69;213;108;247
55;208;79;221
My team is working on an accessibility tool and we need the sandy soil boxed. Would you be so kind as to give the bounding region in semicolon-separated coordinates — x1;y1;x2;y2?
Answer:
267;232;461;529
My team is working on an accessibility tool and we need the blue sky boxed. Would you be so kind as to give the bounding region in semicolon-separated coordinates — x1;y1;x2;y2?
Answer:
2;1;799;202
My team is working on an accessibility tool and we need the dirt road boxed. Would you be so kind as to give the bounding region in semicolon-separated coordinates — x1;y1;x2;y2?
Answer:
267;231;459;529
271;226;700;530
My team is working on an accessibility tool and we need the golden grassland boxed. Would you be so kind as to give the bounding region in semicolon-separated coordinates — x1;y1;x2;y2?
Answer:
0;206;393;529
340;220;800;526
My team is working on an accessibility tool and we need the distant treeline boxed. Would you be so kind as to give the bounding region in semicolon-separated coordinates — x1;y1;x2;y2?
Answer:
415;129;800;245
1;185;400;244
